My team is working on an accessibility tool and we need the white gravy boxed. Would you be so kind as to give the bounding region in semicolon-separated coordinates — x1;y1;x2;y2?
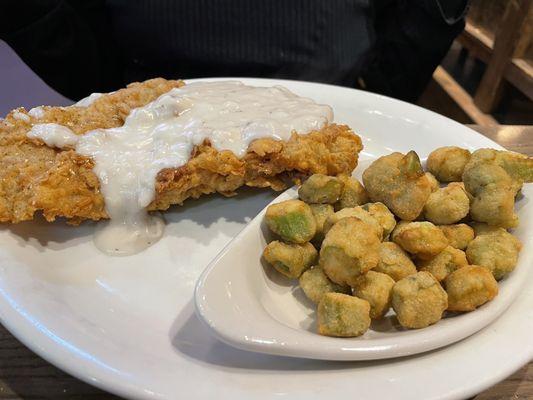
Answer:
27;123;79;148
28;106;45;119
27;81;333;256
74;92;103;107
12;111;30;122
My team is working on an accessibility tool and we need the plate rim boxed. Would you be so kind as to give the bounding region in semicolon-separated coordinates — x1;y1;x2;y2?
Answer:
0;76;531;400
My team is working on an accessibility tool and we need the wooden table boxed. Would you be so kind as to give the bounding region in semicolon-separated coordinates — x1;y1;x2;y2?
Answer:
0;125;532;400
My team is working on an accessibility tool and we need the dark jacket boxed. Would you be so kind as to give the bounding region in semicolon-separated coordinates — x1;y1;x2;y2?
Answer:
0;0;468;102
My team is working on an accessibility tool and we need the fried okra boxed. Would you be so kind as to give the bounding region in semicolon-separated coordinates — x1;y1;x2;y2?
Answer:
336;175;369;209
469;222;507;237
263;241;318;279
317;293;371;337
392;221;448;260
463;162;520;228
466;228;522;280
468;148;533;183
298;174;344;204
299;266;350;304
362;151;432;221
427;146;471;182
425;172;440;192
323;206;383;239
265;199;317;243
469;221;500;236
309;203;335;245
438;224;475;250
361;202;397;239
261;144;528;335
417;246;468;282
444;265;498;312
391;272;448;329
423;183;470;225
352;271;395;319
374;242;417;281
319;217;380;287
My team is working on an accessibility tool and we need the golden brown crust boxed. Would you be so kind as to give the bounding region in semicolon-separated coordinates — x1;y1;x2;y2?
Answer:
0;78;362;224
150;123;361;211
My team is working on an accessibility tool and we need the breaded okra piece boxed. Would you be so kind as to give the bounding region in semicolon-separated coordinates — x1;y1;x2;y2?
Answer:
319;217;380;287
438;224;475;250
352;271;395;319
444;265;498;312
391;221;448;260
417;246;468;282
468;148;533;183
299;266;350;304
362;151;432;221
322;206;383;239
427;146;471;182
374;242;417;281
469;221;502;236
423;183;470;225
263;240;317;279
466;228;522;280
425;172;440;192
309;203;335;245
317;293;371;337
298;174;344;204
335;175;369;210
463;162;520;228
265;199;316;243
391;271;448;329
361;202;397;240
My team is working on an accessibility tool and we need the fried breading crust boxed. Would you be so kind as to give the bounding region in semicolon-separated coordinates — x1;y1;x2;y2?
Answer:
0;78;362;224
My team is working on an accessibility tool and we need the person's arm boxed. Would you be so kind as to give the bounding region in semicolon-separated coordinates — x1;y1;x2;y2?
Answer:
0;0;119;100
359;0;469;102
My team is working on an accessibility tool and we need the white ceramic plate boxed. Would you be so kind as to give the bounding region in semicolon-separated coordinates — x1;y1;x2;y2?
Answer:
194;174;532;360
0;78;532;400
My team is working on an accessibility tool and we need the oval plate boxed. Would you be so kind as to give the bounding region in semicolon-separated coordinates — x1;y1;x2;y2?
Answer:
195;168;532;360
0;78;532;399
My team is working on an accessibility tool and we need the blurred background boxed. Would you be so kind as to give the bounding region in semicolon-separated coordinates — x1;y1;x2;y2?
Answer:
0;0;532;127
418;0;533;126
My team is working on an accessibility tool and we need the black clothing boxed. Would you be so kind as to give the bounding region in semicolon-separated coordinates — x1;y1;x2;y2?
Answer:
0;0;468;102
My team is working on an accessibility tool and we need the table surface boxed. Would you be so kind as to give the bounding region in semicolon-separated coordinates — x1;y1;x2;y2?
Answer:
0;124;532;400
